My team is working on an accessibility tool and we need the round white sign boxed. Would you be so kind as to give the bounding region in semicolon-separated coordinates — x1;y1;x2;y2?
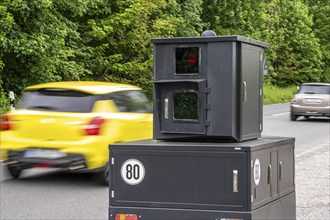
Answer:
254;158;261;186
121;159;145;185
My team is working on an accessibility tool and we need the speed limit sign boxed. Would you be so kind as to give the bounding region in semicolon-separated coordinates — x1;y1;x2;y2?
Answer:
121;159;145;185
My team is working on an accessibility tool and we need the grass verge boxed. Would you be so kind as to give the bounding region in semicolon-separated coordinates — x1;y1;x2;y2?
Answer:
263;85;297;105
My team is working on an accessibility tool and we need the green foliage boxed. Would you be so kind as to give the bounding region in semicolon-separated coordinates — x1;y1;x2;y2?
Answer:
0;0;92;95
76;0;176;98
0;88;10;114
0;0;328;102
201;0;324;87
202;0;265;36
302;0;330;82
265;0;323;86
263;85;297;105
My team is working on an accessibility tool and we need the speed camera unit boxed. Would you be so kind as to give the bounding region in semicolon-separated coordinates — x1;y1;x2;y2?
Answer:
152;36;268;142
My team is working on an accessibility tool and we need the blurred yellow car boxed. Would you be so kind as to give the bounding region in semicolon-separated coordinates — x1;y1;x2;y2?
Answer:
0;81;153;184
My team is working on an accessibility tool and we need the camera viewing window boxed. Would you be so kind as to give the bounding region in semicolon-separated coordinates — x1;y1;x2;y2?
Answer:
173;91;198;120
175;47;199;74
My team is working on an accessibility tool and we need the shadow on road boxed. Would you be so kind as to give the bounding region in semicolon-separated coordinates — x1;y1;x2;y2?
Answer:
295;117;330;123
1;168;105;187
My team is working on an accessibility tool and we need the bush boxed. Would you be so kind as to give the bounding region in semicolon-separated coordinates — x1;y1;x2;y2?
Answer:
263;85;297;105
0;89;10;114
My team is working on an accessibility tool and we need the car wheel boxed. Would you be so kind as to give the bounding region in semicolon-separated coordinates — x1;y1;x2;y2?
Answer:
290;113;298;121
7;165;22;179
94;163;109;186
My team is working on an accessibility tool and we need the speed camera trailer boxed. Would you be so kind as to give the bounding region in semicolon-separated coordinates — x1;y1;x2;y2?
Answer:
108;33;296;220
109;137;295;220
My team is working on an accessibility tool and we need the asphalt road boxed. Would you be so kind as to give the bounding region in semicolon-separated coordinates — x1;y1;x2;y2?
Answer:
0;103;329;220
263;103;330;156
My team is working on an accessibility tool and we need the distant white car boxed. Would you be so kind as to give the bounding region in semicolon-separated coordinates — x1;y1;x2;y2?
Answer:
290;83;330;121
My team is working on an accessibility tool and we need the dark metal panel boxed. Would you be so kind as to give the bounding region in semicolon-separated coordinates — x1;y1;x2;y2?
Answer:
111;149;248;211
109;206;252;220
278;143;295;197
251;192;296;220
151;36;269;48
206;42;239;139
109;192;295;220
241;43;262;140
251;148;272;210
111;136;295;153
153;44;174;81
271;148;279;199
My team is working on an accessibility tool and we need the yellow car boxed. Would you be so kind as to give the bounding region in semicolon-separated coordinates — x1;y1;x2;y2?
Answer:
0;81;153;184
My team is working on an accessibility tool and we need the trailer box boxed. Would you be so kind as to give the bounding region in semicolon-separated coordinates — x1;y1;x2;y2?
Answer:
109;136;295;220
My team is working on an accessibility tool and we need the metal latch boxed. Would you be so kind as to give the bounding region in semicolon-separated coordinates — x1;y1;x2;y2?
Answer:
243;81;247;103
233;170;239;192
268;164;272;185
164;98;169;119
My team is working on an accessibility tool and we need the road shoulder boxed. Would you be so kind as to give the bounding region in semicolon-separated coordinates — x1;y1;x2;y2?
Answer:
296;143;330;220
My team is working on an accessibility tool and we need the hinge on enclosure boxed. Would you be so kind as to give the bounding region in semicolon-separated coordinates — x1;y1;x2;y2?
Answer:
111;191;115;198
260;123;262;131
260;89;262;96
205;104;210;110
205;88;211;94
260;54;263;61
205;120;210;126
111;158;114;165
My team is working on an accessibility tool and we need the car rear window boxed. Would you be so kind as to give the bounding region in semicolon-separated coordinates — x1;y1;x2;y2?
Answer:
19;89;97;113
298;85;330;95
105;90;152;113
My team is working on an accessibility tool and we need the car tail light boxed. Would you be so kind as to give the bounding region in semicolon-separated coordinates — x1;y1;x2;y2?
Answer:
115;214;138;220
85;116;105;135
0;114;11;131
34;163;53;168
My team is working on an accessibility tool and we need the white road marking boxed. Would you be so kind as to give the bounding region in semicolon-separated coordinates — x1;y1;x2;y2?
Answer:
296;143;330;158
272;112;290;116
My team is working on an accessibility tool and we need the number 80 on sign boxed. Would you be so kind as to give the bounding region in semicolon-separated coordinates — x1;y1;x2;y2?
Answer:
121;159;145;185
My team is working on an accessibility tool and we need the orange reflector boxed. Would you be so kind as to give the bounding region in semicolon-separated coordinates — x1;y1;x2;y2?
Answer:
115;214;138;220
